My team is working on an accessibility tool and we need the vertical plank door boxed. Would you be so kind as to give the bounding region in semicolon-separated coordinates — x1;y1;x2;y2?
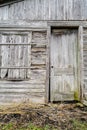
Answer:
50;28;78;101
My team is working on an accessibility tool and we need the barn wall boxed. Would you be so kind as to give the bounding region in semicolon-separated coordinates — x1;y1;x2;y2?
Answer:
0;30;47;105
0;0;87;105
0;0;87;21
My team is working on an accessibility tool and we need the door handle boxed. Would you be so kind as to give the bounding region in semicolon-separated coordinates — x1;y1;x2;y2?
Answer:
51;66;54;68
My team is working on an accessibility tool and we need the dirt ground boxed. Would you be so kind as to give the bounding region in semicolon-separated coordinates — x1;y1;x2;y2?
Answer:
0;102;87;130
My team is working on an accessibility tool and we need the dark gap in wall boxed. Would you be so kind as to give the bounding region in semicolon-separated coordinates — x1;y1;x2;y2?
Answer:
4;70;8;78
53;100;79;104
51;27;78;36
0;0;24;7
0;0;16;4
51;26;78;30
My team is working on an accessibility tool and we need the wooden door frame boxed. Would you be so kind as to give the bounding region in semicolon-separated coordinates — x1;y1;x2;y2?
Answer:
46;21;87;103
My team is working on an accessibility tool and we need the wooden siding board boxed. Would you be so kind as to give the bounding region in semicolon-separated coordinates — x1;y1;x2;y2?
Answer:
43;0;48;20
83;0;87;20
68;0;73;20
73;0;80;20
1;35;8;78
14;35;20;79
8;3;14;20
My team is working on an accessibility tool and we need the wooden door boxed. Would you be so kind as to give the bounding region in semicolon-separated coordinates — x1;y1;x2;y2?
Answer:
50;28;78;101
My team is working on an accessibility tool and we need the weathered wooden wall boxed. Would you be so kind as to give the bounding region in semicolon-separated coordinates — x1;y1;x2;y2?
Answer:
0;30;47;105
0;0;87;22
0;0;87;104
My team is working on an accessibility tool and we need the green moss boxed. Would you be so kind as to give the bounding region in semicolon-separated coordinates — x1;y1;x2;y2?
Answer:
71;119;87;130
0;123;57;130
74;91;79;101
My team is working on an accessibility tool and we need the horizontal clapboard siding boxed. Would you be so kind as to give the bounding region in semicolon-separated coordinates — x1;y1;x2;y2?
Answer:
0;30;47;104
0;0;86;21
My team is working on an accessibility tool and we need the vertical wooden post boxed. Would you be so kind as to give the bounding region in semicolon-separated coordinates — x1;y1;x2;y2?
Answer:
78;26;83;102
45;26;51;103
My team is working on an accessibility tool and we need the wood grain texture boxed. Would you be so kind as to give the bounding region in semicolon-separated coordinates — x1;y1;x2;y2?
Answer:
0;0;87;105
0;30;47;104
50;28;78;101
0;0;86;21
0;32;31;79
81;27;87;103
